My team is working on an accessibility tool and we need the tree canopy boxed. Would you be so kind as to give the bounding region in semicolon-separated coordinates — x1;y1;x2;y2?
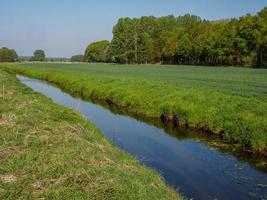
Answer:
0;47;18;62
31;49;46;61
89;7;267;68
84;40;110;63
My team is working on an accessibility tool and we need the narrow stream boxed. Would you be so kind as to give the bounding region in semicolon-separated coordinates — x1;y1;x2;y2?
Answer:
18;75;267;200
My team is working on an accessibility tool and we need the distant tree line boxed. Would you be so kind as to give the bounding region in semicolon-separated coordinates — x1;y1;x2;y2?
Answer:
0;47;73;63
70;54;84;62
0;47;18;62
85;7;267;68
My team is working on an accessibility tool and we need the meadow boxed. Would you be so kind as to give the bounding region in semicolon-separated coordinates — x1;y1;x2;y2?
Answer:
2;63;267;154
0;69;180;199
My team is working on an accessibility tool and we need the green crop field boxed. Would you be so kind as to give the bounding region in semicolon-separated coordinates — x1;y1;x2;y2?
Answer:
2;63;267;154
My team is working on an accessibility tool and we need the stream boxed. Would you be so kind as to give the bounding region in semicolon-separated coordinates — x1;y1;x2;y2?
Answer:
18;75;267;200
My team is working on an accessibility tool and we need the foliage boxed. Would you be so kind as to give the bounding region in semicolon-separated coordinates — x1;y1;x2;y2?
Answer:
84;40;110;62
0;47;18;62
70;54;84;62
106;7;267;67
0;69;180;200
3;63;267;153
31;49;46;61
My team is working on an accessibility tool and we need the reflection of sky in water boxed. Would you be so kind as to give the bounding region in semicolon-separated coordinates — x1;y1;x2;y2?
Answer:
19;75;267;200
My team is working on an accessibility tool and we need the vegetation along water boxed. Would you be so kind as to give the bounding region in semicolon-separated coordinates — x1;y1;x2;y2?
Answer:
2;63;267;156
0;69;180;199
16;73;267;200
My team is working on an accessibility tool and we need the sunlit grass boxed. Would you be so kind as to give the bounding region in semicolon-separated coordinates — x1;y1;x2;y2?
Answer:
2;63;267;153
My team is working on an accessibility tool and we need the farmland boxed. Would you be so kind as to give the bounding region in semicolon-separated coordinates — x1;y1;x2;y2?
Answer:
2;63;267;154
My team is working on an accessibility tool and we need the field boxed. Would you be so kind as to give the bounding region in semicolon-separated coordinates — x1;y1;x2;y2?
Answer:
0;69;181;199
2;63;267;154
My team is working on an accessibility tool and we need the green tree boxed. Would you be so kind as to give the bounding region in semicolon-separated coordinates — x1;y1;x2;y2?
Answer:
110;18;136;64
177;32;193;64
107;7;266;67
84;40;110;62
157;31;178;63
0;47;18;62
256;7;267;68
31;49;45;61
138;17;159;63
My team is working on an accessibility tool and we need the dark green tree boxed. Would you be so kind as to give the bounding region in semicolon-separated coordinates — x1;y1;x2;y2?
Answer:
84;40;110;62
104;7;267;68
0;47;18;62
31;49;45;61
256;7;267;67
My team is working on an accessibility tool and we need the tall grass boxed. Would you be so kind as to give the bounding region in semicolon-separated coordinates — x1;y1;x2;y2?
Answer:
2;63;267;153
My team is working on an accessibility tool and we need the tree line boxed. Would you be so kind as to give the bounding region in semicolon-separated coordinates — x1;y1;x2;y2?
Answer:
2;7;266;67
84;7;267;68
0;48;46;62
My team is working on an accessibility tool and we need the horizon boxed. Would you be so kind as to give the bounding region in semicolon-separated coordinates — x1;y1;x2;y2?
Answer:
0;0;266;58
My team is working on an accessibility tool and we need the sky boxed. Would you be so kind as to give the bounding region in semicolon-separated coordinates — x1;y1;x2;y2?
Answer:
0;0;266;58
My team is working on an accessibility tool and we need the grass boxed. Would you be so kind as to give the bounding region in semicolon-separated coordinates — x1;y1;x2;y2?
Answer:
0;69;180;199
2;63;267;154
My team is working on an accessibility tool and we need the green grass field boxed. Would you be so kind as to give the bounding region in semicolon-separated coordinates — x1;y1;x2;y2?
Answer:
2;63;267;154
0;69;180;199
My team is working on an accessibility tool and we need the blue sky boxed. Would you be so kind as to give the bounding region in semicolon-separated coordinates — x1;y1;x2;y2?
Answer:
0;0;266;57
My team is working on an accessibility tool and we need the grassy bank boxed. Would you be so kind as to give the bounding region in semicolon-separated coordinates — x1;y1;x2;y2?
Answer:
2;63;267;154
0;69;180;199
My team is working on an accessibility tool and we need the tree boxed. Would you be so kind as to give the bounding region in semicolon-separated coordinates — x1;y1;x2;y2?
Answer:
70;54;84;62
105;7;267;67
256;7;267;68
110;18;135;64
157;31;178;63
138;16;159;63
31;49;45;61
177;33;193;64
84;40;110;63
0;47;18;62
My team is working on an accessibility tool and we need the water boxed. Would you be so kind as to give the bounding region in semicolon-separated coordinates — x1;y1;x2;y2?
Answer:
17;75;267;200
